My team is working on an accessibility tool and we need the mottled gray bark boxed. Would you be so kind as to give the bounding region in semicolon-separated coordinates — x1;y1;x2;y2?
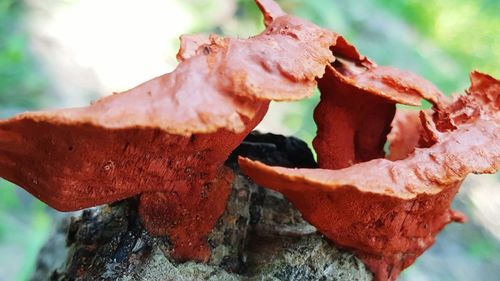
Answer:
31;133;372;281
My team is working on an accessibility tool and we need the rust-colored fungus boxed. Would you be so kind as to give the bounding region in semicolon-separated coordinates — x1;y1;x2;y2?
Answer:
314;38;447;169
0;0;340;262
240;71;499;280
1;0;498;278
386;110;423;161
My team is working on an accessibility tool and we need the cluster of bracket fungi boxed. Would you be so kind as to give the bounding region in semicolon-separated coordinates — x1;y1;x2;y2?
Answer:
0;1;498;280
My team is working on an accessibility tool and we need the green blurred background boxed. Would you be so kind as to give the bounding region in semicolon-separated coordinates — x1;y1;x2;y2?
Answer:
0;0;499;280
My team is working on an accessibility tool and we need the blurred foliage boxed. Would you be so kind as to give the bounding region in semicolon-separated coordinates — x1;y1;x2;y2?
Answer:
376;0;500;78
0;1;51;280
0;0;498;280
0;0;47;116
0;180;52;281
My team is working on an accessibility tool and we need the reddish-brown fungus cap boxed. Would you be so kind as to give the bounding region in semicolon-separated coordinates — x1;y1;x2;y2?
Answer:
314;38;448;169
387;109;441;161
0;0;341;261
139;166;234;262
0;0;339;211
387;110;423;161
436;71;499;128
240;71;499;280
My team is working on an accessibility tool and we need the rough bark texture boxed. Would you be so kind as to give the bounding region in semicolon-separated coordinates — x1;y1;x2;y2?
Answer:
30;132;372;281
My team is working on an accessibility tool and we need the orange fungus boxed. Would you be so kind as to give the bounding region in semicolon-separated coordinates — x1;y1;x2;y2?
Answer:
0;0;340;262
0;1;498;279
240;71;499;280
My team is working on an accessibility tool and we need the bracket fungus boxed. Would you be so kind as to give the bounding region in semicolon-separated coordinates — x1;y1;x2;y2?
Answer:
0;0;498;279
0;0;342;262
240;70;499;280
314;39;447;169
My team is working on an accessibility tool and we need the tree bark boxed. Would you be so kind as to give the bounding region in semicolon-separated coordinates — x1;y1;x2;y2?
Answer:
31;132;373;281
